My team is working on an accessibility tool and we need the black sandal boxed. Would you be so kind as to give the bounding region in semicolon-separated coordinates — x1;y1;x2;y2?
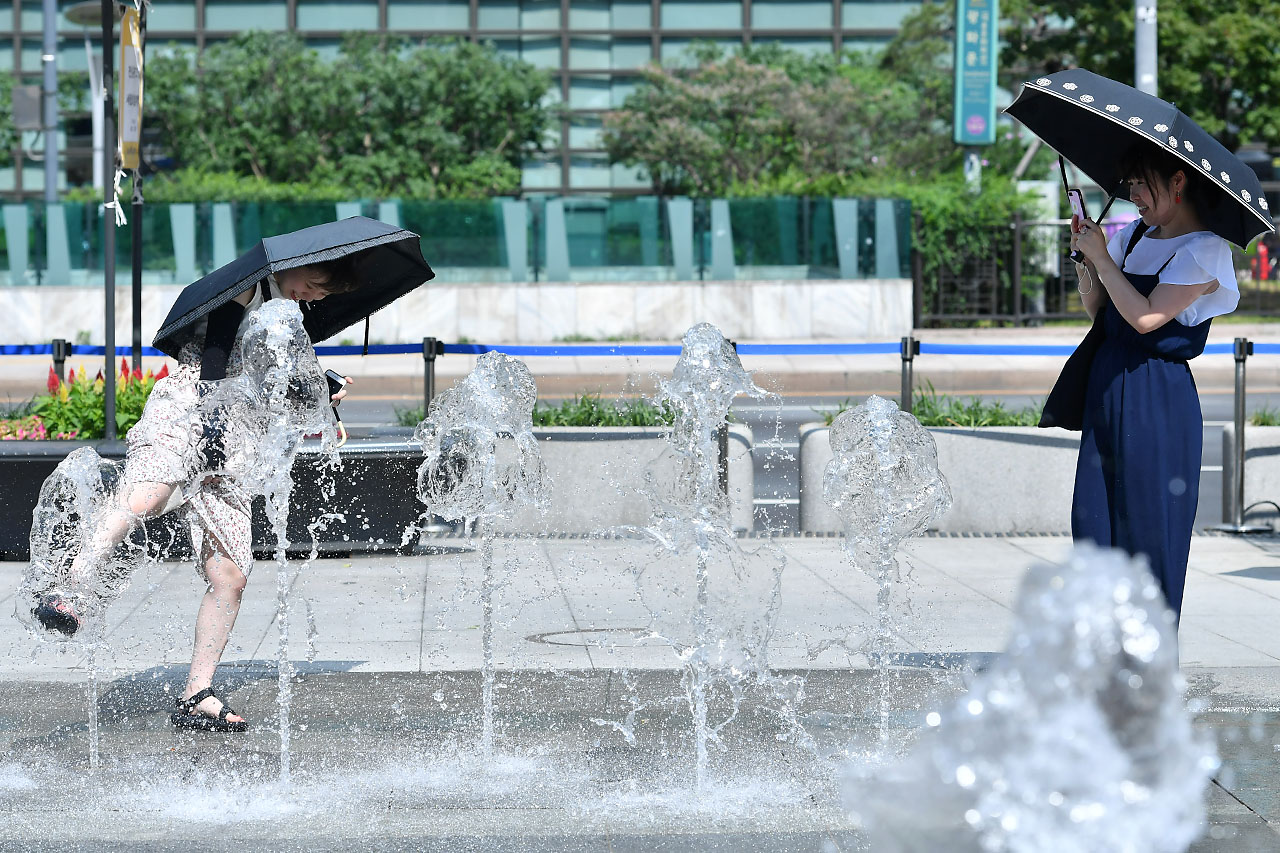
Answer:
32;593;82;637
171;687;249;733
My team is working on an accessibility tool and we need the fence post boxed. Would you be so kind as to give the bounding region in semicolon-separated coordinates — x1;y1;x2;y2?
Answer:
52;338;69;382
1012;213;1023;326
718;341;736;495
1212;337;1271;534
900;335;919;414
422;336;443;415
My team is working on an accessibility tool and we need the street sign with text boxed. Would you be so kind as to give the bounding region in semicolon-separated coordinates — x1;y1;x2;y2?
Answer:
118;7;142;170
953;0;998;146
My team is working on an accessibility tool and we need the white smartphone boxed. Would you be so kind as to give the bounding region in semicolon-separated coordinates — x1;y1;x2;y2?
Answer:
1067;188;1087;225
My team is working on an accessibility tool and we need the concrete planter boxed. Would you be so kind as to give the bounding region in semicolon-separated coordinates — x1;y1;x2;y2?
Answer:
501;424;754;534
1221;424;1280;528
0;436;423;561
0;424;754;559
798;423;1080;534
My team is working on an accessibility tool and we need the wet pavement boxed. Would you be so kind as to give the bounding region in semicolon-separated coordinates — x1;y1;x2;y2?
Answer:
1;533;1279;851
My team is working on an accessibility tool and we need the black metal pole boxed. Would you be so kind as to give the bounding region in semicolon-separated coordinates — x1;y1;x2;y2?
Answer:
1211;337;1270;534
900;335;918;414
717;340;736;495
52;338;69;382
131;173;142;371
422;336;440;415
102;0;116;440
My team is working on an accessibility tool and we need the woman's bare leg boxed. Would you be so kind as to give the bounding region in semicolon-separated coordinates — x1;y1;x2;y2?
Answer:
181;544;247;723
67;481;178;590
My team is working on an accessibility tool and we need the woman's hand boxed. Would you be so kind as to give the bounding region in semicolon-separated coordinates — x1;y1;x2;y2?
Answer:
331;376;353;405
1073;216;1108;262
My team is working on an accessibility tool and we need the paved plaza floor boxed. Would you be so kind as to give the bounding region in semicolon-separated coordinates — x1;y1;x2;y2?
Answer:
1;533;1279;851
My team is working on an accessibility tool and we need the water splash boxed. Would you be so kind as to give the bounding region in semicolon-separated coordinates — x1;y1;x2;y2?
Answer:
845;546;1218;852
197;299;340;784
823;395;950;745
627;323;800;790
414;352;549;758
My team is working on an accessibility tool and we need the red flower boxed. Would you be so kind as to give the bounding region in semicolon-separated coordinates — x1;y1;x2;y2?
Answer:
120;357;129;377
156;364;169;380
46;365;58;393
94;369;104;382
67;367;75;384
132;367;143;380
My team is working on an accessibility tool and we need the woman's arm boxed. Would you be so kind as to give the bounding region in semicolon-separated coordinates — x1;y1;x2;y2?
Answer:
1076;218;1217;334
1091;255;1216;333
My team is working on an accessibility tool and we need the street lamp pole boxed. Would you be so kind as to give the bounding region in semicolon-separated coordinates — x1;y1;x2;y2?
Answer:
1135;0;1157;96
41;0;58;207
101;0;117;440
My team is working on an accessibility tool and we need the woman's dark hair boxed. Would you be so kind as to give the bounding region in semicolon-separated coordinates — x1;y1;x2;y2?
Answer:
1118;143;1220;215
307;255;361;295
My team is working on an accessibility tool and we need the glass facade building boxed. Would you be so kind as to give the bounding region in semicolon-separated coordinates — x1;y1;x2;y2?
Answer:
0;0;924;197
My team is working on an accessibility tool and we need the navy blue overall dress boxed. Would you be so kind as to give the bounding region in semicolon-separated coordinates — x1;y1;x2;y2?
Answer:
1071;225;1210;619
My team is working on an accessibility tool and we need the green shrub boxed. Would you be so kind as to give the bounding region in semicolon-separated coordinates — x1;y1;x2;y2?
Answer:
912;383;1042;428
533;394;675;427
1252;406;1280;426
397;393;675;428
31;360;162;440
815;384;1042;427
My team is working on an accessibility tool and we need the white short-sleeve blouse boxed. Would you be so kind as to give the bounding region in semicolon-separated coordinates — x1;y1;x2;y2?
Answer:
1106;222;1239;326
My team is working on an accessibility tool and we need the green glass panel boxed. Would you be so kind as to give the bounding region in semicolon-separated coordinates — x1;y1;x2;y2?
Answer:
0;2;12;33
296;0;380;30
661;0;741;29
568;36;609;70
521;0;560;29
477;1;518;29
751;36;832;56
840;1;920;30
611;1;650;29
659;37;739;64
401;199;503;267
207;1;287;30
522;157;562;189
521;35;560;68
568;1;609;30
611;38;650;68
387;0;470;30
145;1;198;31
752;0;832;28
568;75;609;109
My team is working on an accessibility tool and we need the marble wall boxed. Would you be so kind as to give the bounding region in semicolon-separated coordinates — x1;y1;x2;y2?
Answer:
0;278;912;347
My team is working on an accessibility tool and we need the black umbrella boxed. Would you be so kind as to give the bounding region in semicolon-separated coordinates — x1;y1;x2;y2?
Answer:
153;216;435;358
1005;68;1274;248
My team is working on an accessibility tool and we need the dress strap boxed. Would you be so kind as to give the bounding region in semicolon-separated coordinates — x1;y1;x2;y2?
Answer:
259;277;271;303
1122;222;1150;264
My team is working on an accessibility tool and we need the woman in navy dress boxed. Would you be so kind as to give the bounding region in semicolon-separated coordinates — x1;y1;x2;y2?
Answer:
1070;145;1239;621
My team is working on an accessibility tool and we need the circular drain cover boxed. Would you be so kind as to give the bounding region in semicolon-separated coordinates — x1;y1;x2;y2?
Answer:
526;627;665;648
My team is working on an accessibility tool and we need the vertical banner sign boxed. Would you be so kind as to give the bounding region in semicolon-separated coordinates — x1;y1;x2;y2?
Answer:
118;8;143;170
953;0;998;145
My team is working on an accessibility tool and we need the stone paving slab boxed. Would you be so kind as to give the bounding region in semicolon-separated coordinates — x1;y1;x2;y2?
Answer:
2;535;1280;850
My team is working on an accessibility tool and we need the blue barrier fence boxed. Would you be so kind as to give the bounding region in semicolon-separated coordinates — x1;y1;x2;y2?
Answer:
0;337;1268;361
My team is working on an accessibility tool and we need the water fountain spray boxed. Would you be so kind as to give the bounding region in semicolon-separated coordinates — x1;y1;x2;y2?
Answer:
193;299;339;783
845;545;1218;852
822;395;950;746
414;352;549;759
629;322;796;791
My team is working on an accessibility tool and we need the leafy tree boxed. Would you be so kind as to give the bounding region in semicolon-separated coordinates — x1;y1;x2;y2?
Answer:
143;32;554;198
1001;0;1280;151
603;10;994;197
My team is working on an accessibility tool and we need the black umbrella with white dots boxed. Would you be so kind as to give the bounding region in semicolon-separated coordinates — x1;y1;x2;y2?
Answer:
1005;68;1274;248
